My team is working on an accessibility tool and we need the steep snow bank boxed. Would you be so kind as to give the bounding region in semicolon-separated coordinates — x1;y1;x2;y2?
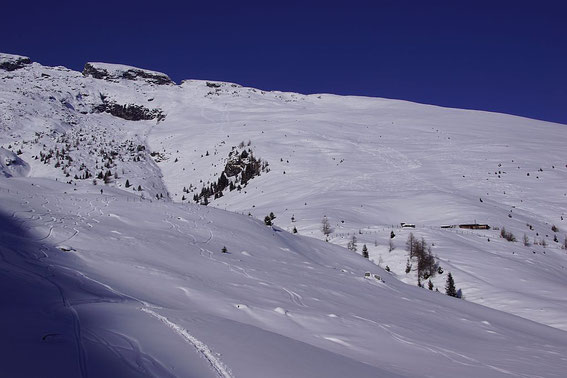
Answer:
1;177;566;377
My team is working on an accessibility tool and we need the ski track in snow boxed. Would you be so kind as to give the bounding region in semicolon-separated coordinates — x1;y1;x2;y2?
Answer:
141;308;234;378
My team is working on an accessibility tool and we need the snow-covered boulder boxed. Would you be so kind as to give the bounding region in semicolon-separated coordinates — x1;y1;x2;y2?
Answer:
0;148;30;178
83;62;174;85
0;53;31;71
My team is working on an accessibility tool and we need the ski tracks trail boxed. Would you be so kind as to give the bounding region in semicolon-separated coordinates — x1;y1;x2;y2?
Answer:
141;308;234;378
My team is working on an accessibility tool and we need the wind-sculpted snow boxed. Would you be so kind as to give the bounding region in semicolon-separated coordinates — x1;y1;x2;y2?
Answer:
1;178;567;377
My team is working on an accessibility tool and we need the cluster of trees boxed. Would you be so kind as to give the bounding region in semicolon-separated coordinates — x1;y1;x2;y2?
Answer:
347;235;357;251
406;233;438;280
500;227;516;242
194;147;269;205
32;127;147;193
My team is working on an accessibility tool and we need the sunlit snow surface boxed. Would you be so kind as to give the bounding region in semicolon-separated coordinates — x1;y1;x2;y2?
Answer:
1;57;567;377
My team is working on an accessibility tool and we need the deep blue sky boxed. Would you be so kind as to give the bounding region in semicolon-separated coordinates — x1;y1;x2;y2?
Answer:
2;0;566;124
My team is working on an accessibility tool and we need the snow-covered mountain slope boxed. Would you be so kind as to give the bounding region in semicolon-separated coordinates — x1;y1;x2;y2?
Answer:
2;178;567;378
1;54;567;376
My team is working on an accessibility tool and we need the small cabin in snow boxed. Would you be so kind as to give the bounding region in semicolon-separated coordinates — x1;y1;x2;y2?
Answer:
458;224;490;230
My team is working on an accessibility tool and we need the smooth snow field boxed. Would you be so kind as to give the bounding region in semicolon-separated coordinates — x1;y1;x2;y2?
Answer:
1;55;567;377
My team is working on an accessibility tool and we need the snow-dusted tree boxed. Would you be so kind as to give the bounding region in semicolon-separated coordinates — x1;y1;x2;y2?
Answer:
523;233;530;246
405;258;411;274
428;280;434;290
321;216;332;237
362;244;369;258
406;233;416;256
445;273;457;297
292;226;298;234
347;235;357;251
264;215;272;226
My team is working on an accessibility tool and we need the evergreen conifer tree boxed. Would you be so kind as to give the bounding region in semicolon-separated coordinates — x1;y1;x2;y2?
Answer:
362;244;369;258
445;273;457;297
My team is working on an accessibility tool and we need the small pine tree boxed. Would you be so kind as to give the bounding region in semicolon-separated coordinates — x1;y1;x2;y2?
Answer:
428;279;434;290
264;215;272;226
269;212;276;220
362;244;369;258
125;179;131;188
292;226;298;234
390;231;396;239
405;259;411;274
445;273;457;297
385;265;390;272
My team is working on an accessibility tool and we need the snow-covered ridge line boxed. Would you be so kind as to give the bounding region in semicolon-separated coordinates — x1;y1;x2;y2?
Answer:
141;308;234;378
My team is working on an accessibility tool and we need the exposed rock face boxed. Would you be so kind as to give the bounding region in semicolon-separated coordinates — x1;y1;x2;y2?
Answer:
0;53;32;71
93;100;165;121
83;62;174;85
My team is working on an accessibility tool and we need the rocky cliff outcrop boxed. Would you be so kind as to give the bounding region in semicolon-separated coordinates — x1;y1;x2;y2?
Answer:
83;62;174;85
0;53;32;71
93;97;165;121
